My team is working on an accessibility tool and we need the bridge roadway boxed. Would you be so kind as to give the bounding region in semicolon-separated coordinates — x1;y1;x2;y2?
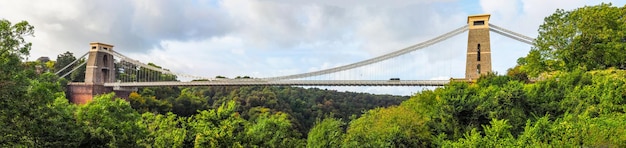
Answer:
103;79;450;87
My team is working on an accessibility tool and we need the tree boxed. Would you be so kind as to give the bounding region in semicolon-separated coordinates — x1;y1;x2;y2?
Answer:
70;58;86;82
475;75;529;135
519;3;626;76
441;119;516;147
343;106;431;147
189;101;247;147
0;72;84;147
400;81;481;141
32;96;83;147
245;112;304;147
1;19;87;147
139;112;187;148
44;60;55;71
129;92;172;114
21;73;83;147
54;51;76;80
506;65;529;83
170;88;207;116
76;93;147;147
135;85;406;138
0;19;36;146
307;117;344;148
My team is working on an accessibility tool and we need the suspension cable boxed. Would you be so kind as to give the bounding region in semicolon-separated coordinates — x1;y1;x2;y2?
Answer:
263;25;470;80
99;50;211;81
489;23;535;44
59;61;87;78
74;24;533;82
489;28;534;45
55;52;89;75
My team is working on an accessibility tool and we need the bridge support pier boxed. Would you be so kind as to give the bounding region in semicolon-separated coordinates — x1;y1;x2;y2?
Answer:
66;83;131;104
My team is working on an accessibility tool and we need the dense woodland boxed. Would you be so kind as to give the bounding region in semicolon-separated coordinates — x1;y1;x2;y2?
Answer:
1;3;626;147
128;86;407;136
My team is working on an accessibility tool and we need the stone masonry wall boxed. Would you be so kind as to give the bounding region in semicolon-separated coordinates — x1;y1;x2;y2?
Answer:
466;28;492;79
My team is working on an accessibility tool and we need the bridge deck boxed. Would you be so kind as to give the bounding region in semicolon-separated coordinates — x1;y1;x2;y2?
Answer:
103;80;450;87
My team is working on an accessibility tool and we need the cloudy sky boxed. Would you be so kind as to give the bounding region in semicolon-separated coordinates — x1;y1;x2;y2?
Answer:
1;0;623;95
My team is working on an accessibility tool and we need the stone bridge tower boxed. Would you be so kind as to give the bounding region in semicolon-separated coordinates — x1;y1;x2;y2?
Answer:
67;42;130;104
466;14;492;79
85;42;115;84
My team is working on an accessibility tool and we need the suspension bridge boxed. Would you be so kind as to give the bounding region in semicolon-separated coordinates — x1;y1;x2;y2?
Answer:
58;14;535;104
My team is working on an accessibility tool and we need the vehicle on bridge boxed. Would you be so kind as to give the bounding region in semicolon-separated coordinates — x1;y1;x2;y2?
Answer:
389;78;400;81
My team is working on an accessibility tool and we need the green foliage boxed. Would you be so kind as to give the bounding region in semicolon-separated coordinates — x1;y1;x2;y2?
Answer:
54;51;77;80
507;65;530;83
21;73;83;147
0;19;40;146
36;96;84;147
1;19;82;147
441;119;516;147
139;112;187;148
476;77;529;135
129;92;172;114
0;72;82;147
519;3;626;76
245;112;304;148
551;113;626;147
401;81;480;140
133;86;406;137
70;58;86;82
189;100;247;147
441;113;626;147
399;69;626;146
307;117;344;148
0;19;33;58
124;85;404;147
171;88;208;116
141;87;181;101
76;93;147;147
343;106;430;147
